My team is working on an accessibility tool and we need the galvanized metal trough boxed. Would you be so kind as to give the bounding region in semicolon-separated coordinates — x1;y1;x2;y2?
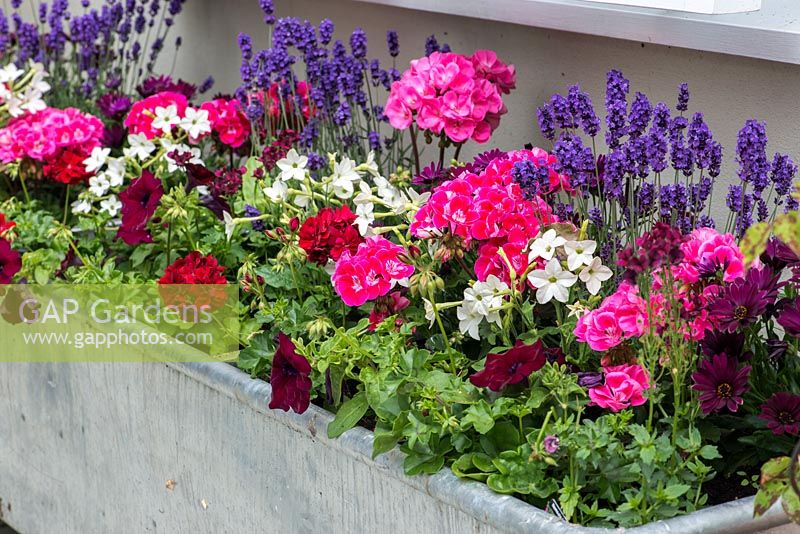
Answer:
0;361;792;533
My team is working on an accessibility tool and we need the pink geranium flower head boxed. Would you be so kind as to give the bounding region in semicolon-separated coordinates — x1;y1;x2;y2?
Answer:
332;236;414;307
678;227;745;284
124;91;188;139
588;364;650;412
385;49;513;145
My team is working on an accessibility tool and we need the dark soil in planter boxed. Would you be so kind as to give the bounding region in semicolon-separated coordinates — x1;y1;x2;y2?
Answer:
705;474;756;506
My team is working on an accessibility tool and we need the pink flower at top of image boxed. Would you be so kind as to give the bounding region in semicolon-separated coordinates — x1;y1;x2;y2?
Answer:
676;227;745;284
200;98;252;148
384;50;515;144
410;149;559;253
574;283;648;352
124;91;188;139
588;364;650;412
332;236;415;307
0;107;104;164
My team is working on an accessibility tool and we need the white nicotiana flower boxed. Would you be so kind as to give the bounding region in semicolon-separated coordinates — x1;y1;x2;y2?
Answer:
152;104;181;135
124;133;156;160
71;198;92;215
564;239;597;271
276;149;308;182
355;203;374;236
179;107;212;139
423;299;436;327
293;182;313;208
223;212;236;242
89;175;111;196
457;305;484;341
105;159;126;187
353;181;375;234
357;151;380;177
5;94;24;117
19;88;46;114
527;258;578;304
99;196;122;217
263;179;289;202
330;156;361;199
528;229;566;262
0;63;24;84
457;275;508;340
84;147;111;174
579;257;613;296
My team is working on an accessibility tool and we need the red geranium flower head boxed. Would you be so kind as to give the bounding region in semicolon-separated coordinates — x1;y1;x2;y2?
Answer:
469;340;546;392
43;146;95;185
0;213;16;237
117;171;164;245
158;252;227;285
298;206;363;266
0;238;21;284
269;333;313;414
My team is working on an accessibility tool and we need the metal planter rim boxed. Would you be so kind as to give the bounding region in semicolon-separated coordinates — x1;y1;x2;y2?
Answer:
171;360;791;534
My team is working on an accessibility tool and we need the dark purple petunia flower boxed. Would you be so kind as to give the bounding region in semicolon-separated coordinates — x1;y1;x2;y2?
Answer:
137;74;196;99
777;297;800;337
117;171;164;245
691;353;751;415
0;238;21;284
759;392;800;436
269;333;312;414
709;280;769;333
469;340;546;392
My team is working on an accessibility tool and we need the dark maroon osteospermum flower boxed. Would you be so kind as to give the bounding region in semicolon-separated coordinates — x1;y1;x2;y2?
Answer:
761;237;800;271
96;93;132;120
691;353;751;414
759;392;800;436
0;238;22;284
709;280;769;333
699;330;746;359
777;297;800;337
268;333;313;414
137;75;197;99
117;171;164;245
469;340;546;392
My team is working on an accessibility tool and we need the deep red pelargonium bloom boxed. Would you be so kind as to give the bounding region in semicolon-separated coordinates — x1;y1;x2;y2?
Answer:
469;340;546;392
691;353;751;415
117;171;164;245
158;252;227;285
268;332;313;414
0;213;15;236
200;98;251;148
759;392;800;436
0;238;21;284
43;147;94;185
298;206;363;266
